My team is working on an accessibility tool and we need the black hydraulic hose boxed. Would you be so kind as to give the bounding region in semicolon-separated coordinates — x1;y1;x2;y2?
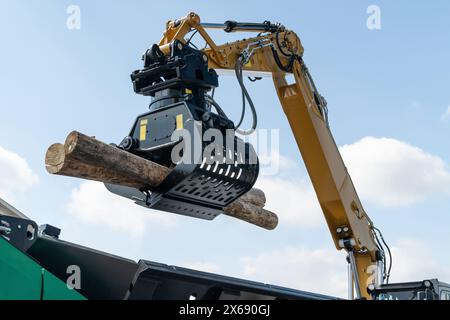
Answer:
373;230;387;282
236;88;246;129
185;30;199;48
271;45;295;73
275;32;292;57
234;56;257;135
374;227;393;283
205;95;228;119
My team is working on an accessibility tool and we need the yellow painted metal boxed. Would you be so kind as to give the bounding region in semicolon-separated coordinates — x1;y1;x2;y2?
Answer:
176;114;184;130
157;13;380;299
139;119;148;141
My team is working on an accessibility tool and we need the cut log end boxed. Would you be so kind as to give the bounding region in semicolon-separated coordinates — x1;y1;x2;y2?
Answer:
45;143;66;174
64;130;80;154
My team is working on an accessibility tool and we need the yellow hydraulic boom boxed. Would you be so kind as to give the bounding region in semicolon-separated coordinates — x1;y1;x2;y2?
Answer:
157;12;385;299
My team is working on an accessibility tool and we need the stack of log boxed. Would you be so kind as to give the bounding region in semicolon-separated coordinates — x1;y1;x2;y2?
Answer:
45;131;278;230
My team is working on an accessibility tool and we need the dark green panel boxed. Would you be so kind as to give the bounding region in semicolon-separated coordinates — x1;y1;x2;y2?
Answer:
0;237;85;300
42;269;86;300
0;237;41;299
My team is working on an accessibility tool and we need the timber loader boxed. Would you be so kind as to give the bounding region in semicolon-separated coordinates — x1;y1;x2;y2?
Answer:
1;13;449;300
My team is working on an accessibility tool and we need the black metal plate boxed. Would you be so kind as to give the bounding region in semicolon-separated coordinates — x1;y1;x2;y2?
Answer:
126;260;338;300
27;235;138;300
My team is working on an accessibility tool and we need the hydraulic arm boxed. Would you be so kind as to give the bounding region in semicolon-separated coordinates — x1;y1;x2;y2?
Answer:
114;12;389;299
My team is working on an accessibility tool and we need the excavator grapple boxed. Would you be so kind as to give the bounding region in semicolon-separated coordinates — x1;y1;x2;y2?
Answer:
107;40;259;220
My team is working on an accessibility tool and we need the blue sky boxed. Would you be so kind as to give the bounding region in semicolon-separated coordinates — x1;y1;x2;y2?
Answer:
1;1;449;297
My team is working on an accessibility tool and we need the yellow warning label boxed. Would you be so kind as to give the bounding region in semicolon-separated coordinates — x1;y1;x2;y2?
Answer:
185;88;192;94
139;125;147;141
139;119;147;141
176;114;183;130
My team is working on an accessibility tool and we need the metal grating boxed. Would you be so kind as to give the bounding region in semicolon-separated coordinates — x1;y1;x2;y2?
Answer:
166;150;257;208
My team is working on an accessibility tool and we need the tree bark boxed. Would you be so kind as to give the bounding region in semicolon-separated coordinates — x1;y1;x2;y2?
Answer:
45;131;278;230
235;187;265;207
45;143;147;189
223;202;278;230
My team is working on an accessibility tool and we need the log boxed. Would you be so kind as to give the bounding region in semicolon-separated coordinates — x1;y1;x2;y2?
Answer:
235;188;266;207
64;131;170;187
224;201;278;230
45;132;170;188
45;131;278;230
46;143;147;189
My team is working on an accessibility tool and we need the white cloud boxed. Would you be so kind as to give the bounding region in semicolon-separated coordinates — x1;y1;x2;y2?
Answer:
252;136;450;229
255;177;322;228
240;246;348;298
0;146;38;201
389;239;450;283
66;181;176;237
238;239;450;299
63;137;450;241
340;137;450;206
258;150;299;177
441;106;450;121
252;147;324;228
